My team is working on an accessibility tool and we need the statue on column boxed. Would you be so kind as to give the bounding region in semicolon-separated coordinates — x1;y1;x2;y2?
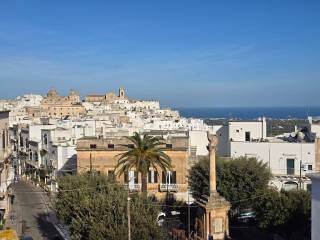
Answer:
204;132;231;240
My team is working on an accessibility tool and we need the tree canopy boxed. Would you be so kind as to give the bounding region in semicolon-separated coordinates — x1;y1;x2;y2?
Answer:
55;173;166;240
189;157;271;210
115;132;171;193
254;189;311;239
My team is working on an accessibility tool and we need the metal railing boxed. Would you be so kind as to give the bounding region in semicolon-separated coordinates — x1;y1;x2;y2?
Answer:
124;183;141;191
159;183;180;192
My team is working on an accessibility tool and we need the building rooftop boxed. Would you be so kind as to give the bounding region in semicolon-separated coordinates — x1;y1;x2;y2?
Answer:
307;172;320;181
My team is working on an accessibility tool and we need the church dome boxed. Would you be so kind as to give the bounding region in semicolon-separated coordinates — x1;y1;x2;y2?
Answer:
47;88;58;97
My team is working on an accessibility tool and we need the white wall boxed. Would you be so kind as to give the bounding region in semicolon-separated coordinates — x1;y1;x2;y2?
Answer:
229;121;264;142
230;141;315;176
189;130;208;156
217;126;229;157
311;124;320;138
308;174;320;240
57;146;76;171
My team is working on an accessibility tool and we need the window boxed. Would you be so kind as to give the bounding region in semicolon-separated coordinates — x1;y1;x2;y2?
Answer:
108;170;115;180
124;172;128;183
162;171;176;184
308;165;313;171
108;144;114;149
127;144;134;149
90;144;97;149
124;171;138;183
2;131;5;149
43;133;48;145
287;159;295;175
236;130;239;133
307;184;312;192
148;170;158;183
166;144;173;149
245;132;251;142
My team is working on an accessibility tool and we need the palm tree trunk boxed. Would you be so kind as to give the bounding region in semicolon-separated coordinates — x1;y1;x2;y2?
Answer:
141;171;148;194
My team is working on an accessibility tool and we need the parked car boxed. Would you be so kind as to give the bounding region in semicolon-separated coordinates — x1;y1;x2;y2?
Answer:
237;209;256;223
157;212;166;226
22;236;33;240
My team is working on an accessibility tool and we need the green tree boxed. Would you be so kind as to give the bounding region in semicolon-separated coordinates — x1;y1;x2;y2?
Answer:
189;157;271;210
253;188;291;229
254;189;311;239
115;132;172;193
56;173;166;240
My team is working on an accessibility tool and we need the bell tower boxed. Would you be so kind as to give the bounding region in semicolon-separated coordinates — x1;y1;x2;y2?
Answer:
119;87;125;98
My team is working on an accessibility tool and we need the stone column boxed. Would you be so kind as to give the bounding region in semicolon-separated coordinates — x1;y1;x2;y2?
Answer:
207;133;218;193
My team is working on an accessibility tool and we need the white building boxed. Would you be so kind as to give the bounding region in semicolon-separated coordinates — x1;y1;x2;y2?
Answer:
0;111;14;221
216;118;267;156
189;130;209;156
307;173;320;240
214;118;318;191
309;116;320;138
230;141;315;176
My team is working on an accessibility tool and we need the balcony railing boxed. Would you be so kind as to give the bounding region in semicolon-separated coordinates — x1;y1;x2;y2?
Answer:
159;183;180;192
124;183;141;191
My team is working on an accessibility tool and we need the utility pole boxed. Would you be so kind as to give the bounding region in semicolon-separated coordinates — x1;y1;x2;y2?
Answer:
188;186;191;240
299;160;302;190
299;143;302;190
127;189;131;240
89;153;93;177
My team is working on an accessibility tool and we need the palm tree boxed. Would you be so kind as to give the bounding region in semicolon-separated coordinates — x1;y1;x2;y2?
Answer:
115;132;172;193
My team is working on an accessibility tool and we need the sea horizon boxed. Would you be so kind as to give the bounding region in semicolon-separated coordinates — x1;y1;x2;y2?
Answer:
174;106;320;120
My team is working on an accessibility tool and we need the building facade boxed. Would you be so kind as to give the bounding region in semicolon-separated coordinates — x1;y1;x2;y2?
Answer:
0;111;14;222
307;173;320;240
85;87;128;104
76;136;189;200
28;89;85;119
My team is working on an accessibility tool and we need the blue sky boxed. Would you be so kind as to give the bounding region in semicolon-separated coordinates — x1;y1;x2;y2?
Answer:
0;1;319;107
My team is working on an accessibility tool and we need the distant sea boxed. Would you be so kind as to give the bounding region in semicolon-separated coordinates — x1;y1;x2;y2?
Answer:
175;107;320;120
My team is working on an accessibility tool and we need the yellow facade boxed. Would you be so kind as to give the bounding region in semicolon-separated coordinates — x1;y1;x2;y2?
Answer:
0;229;19;240
39;89;85;118
77;136;189;200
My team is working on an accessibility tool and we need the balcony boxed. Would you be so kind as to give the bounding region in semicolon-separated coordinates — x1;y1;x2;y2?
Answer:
159;183;180;192
124;183;141;191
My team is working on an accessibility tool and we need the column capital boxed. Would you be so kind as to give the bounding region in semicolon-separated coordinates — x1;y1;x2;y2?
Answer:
207;132;218;149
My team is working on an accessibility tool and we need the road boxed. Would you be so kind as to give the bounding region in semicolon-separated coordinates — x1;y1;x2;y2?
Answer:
5;180;63;240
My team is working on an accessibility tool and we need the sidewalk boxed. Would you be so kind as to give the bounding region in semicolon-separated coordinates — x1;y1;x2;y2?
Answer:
29;181;71;240
37;186;71;240
5;179;71;240
4;188;22;237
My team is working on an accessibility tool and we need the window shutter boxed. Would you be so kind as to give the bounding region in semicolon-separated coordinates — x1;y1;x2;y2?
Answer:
134;171;138;184
172;171;177;184
154;171;158;183
148;171;152;183
162;171;166;184
124;172;128;183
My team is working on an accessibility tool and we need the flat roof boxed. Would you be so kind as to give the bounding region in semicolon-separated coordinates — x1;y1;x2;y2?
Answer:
307;173;320;181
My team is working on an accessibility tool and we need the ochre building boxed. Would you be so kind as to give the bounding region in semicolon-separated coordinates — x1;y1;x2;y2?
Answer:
76;136;189;200
28;89;85;118
85;87;128;104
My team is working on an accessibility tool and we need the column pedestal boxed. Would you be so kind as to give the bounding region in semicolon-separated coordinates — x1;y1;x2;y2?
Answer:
204;192;230;240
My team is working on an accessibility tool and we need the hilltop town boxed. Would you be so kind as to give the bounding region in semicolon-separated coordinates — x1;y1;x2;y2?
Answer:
0;87;319;239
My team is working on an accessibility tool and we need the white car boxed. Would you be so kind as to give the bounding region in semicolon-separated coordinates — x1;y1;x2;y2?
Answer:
157;212;166;226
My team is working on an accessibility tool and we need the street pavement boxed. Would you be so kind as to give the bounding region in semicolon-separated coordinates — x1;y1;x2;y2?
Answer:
5;180;64;240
